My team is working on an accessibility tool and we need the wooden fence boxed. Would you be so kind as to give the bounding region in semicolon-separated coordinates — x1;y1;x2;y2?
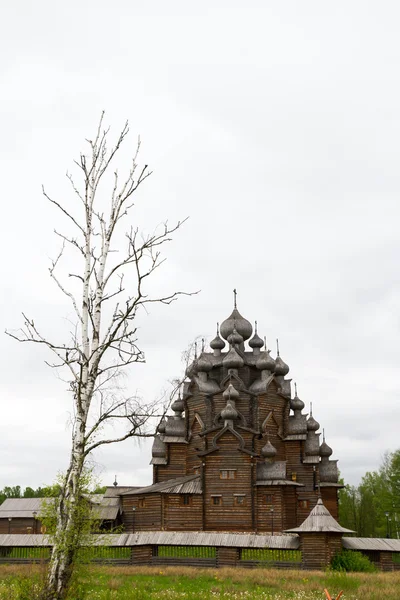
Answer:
0;534;400;571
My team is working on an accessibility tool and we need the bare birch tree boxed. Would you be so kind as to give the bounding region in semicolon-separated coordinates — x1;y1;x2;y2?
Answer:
6;113;190;599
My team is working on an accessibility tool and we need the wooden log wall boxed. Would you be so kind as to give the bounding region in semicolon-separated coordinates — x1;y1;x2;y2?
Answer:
204;431;252;531
256;487;283;533
284;441;302;483
131;545;152;565
121;494;162;531
321;487;339;519
379;551;395;571
0;519;43;535
283;487;297;530
164;495;203;531
300;533;342;570
186;418;204;473
216;546;238;567
156;444;187;483
300;533;328;570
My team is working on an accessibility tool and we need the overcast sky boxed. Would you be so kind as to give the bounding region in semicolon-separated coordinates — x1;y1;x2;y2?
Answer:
1;1;399;491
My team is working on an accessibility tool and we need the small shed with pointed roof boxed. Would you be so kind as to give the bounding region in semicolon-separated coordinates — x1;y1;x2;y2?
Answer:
286;498;354;569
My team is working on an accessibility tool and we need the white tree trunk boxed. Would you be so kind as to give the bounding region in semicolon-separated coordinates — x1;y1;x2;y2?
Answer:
6;114;192;599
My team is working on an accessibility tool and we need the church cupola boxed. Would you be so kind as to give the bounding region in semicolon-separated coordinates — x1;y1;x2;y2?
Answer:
227;324;244;348
171;395;184;415
319;429;339;483
220;289;253;343
307;407;320;432
304;403;321;458
157;418;167;434
210;323;225;356
152;435;167;458
223;382;240;402
287;383;307;435
249;321;264;355
256;349;276;372
221;401;239;425
261;439;277;460
197;351;213;373
274;338;290;377
222;346;244;371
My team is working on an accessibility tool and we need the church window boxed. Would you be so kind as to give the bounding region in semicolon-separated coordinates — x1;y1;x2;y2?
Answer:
138;498;145;508
181;495;192;506
265;494;273;504
220;469;237;480
234;495;246;506
298;499;309;509
211;495;222;505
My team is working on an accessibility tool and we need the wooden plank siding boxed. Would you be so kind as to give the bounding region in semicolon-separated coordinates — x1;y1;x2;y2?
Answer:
216;546;238;567
321;487;339;519
164;495;203;531
0;520;43;535
204;431;253;531
156;444;187;483
131;545;152;564
256;487;283;533
121;494;162;532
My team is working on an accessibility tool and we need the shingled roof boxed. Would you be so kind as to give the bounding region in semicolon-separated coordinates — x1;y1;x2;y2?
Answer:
120;474;201;496
285;498;354;534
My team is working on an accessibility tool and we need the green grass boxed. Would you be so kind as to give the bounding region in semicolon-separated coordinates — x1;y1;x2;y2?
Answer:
0;564;399;599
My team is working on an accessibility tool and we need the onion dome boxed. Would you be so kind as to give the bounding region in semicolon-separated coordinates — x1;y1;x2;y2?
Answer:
221;402;238;421
275;355;289;376
210;323;225;350
227;326;244;347
223;346;244;369
274;340;289;376
171;396;184;413
249;333;264;349
307;415;320;431
157;418;166;434
320;441;333;457
261;440;277;459
307;405;320;431
223;383;240;401
220;291;253;341
185;358;198;378
152;435;166;458
197;353;213;372
290;385;305;411
256;350;276;372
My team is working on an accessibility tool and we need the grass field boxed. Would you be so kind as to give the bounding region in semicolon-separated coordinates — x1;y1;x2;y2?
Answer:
0;564;399;599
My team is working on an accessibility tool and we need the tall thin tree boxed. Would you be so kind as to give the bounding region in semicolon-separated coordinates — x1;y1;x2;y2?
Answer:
6;113;190;599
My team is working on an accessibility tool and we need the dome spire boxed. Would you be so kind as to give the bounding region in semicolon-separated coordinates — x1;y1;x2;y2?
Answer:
210;323;225;355
220;292;253;342
274;338;289;376
249;321;264;351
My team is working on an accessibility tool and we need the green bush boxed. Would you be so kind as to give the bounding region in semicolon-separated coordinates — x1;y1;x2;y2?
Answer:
331;549;376;572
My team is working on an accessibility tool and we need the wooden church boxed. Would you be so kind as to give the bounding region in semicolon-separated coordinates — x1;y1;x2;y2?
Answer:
119;295;341;533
